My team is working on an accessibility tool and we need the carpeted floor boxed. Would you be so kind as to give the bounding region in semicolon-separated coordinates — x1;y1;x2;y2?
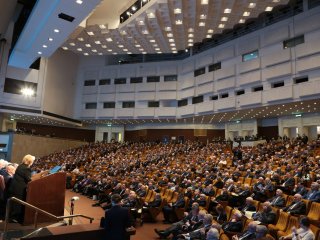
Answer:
64;190;168;240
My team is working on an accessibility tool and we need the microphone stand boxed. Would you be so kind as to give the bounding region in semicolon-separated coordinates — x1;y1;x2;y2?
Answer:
69;199;75;225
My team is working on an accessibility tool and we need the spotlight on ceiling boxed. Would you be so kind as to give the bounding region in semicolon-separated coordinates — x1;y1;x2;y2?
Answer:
21;88;35;97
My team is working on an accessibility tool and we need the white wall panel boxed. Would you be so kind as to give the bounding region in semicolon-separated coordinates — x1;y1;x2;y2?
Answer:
136;83;156;91
116;109;134;118
177;105;195;116
82;86;98;94
116;84;134;93
158;64;177;75
215;65;235;80
263;62;292;80
296;54;320;72
263;86;293;102
156;81;177;91
238;58;260;74
101;68;117;78
82;94;97;102
196;72;214;85
215;45;234;61
195;101;214;114
215;77;235;91
117;67;135;78
294;81;320;98
296;40;320;58
237;92;262;107
134;108;155;117
261;24;289;47
139;65;157;76
116;92;135;101
96;109;115;118
178;88;194;99
155;107;176;117
261;48;291;67
196;83;214;95
84;70;99;79
294;11;320;35
181;60;194;74
81;109;96;118
155;91;177;100
238;71;261;86
179;72;194;89
98;94;115;102
196;54;212;68
238;36;259;55
135;92;155;101
214;97;235;111
99;85;116;93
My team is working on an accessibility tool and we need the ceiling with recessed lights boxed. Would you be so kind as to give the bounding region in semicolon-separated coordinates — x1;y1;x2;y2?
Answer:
62;0;290;56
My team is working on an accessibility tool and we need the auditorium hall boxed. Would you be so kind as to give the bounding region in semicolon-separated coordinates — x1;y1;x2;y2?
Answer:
0;0;320;240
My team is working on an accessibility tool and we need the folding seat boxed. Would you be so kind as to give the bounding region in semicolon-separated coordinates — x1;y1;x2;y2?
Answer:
307;202;320;226
268;211;290;238
310;224;320;240
277;215;299;239
225;206;233;221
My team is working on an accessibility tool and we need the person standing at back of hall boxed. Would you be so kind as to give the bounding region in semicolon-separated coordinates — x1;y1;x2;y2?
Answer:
104;194;134;240
8;154;35;223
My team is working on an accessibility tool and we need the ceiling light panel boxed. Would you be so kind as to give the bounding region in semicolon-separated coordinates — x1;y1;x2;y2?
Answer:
64;0;289;55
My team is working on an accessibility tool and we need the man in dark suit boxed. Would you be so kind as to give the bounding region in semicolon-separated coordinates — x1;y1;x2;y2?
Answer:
303;182;320;202
279;173;295;194
162;192;185;223
155;202;200;239
269;189;286;208
282;194;306;215
104;194;134;240
222;211;243;233
252;201;277;225
238;197;256;213
232;221;257;240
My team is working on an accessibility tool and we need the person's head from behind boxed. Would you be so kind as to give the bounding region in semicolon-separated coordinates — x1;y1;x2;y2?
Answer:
299;216;310;230
111;194;121;206
247;221;257;233
206;228;219;240
215;204;224;214
255;225;268;239
203;213;213;225
22;154;35;167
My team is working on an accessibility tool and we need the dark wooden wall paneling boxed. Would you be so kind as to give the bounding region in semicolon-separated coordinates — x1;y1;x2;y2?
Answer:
124;129;225;142
257;126;279;140
16;122;95;142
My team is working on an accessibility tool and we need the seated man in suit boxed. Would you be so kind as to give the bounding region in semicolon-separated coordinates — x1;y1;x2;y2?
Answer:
303;182;320;202
238;197;256;213
206;228;220;240
292;181;308;196
221;211;243;234
232;221;257;240
279;172;295;194
154;202;201;239
162;192;185;223
178;213;214;240
269;189;286;208
142;193;162;217
214;204;227;224
252;201;277;225
282;194;306;215
229;184;251;207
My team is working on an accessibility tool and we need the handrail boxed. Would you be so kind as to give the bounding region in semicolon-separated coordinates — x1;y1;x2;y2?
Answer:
4;197;94;233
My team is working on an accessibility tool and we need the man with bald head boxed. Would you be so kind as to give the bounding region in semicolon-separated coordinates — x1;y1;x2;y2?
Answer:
282;194;306;215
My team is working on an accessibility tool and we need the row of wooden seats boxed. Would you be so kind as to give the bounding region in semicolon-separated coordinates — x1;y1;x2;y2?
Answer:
268;211;320;239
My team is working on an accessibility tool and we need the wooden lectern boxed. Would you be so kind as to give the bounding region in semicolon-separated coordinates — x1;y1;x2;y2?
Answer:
24;172;66;224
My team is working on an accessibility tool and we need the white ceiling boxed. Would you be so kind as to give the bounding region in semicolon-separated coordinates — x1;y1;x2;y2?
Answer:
62;0;290;56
